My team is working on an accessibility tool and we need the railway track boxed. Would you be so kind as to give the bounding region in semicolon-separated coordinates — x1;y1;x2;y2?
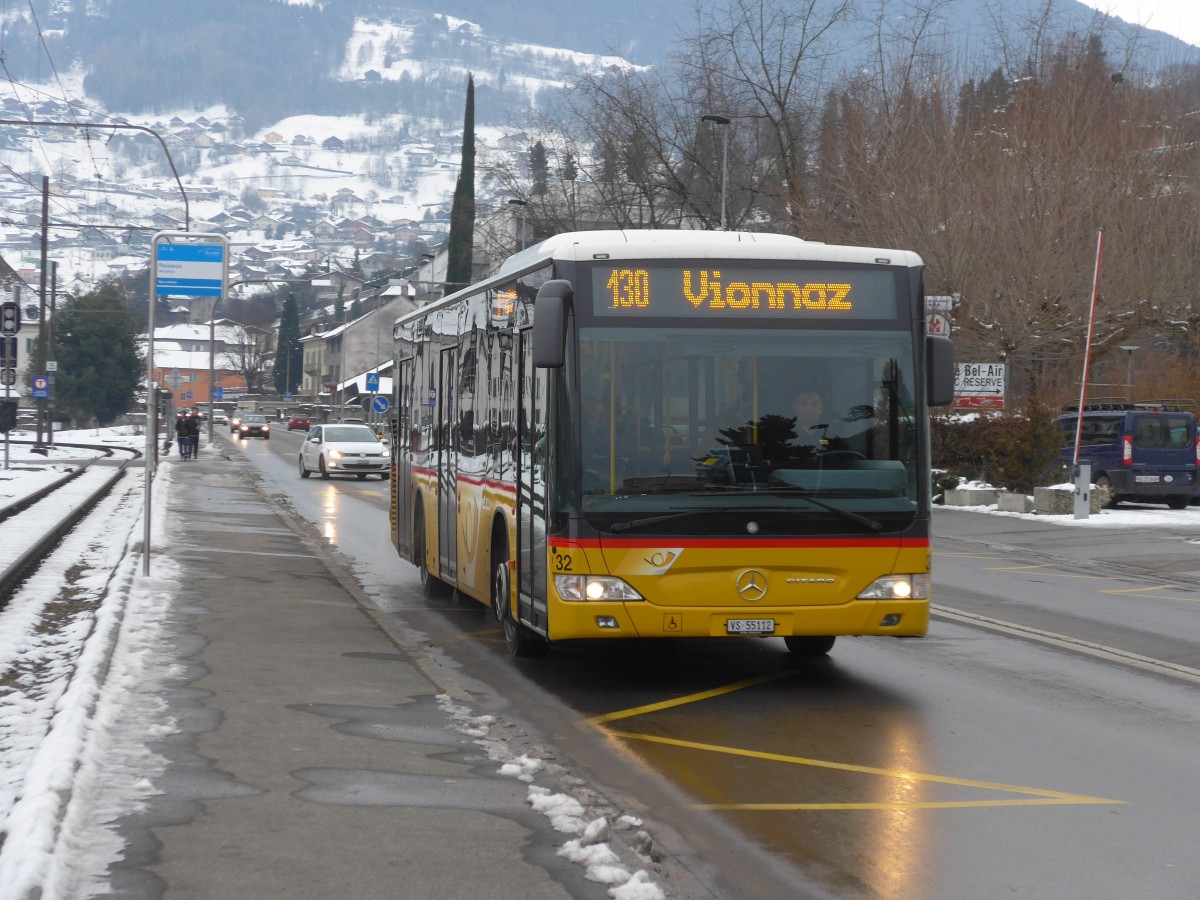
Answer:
0;441;143;599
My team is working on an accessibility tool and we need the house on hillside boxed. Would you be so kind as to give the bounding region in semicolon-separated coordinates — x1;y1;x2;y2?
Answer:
298;293;416;402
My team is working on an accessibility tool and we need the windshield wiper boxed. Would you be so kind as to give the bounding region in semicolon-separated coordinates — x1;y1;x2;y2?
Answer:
687;488;884;532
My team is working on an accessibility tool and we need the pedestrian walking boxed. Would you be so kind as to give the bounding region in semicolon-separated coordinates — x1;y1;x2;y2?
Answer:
185;411;201;459
174;413;191;459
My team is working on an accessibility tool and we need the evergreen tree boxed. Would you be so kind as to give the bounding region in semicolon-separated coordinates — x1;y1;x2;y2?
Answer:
530;140;549;197
445;74;476;291
350;295;363;319
273;292;303;395
40;281;142;425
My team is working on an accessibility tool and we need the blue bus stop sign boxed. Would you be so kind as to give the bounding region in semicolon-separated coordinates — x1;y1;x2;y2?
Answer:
365;372;380;392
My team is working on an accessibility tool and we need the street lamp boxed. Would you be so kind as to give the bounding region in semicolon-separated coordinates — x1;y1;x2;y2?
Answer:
701;114;731;231
1118;344;1139;393
508;198;528;250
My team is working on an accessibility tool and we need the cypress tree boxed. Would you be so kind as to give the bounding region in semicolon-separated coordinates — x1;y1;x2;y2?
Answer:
273;292;302;395
446;74;476;291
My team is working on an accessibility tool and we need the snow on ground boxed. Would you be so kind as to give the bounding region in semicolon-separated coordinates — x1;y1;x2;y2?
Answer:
1;426;668;898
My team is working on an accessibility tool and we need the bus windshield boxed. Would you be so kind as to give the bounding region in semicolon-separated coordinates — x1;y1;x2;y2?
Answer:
574;325;919;534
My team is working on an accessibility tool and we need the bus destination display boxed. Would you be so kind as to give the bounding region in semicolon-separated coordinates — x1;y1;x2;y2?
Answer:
592;265;898;319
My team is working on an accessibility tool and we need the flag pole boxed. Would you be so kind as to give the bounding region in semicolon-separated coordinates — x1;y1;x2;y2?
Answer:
1072;228;1105;466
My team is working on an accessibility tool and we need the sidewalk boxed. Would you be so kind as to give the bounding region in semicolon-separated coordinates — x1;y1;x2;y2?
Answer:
90;449;673;900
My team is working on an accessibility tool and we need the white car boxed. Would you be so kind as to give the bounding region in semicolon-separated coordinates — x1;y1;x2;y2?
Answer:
299;423;391;480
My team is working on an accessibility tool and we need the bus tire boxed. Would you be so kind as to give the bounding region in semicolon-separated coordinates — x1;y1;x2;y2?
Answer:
784;635;836;657
415;504;451;600
492;540;549;658
1094;474;1117;508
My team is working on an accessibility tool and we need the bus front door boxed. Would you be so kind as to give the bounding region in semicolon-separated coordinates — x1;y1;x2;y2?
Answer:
517;332;549;632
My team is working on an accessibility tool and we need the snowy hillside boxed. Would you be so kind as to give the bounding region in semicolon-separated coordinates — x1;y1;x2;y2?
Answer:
0;11;637;296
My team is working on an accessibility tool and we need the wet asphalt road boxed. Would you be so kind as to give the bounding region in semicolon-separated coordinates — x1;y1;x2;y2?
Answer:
233;429;1200;899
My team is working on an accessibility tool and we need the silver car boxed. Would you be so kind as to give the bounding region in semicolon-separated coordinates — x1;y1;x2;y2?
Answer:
299;424;391;480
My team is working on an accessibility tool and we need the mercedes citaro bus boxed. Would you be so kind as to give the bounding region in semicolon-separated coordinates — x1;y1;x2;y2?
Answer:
389;230;955;659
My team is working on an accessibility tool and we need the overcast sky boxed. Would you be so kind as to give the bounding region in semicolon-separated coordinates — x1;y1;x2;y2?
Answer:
1077;0;1200;47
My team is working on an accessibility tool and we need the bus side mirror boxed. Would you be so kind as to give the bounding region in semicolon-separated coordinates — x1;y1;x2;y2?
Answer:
532;279;573;368
926;335;955;406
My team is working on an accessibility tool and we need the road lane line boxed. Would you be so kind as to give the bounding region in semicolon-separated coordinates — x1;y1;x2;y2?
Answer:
933;606;1200;684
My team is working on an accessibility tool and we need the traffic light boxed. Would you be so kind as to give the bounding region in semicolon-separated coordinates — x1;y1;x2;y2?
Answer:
0;302;20;336
0;399;17;433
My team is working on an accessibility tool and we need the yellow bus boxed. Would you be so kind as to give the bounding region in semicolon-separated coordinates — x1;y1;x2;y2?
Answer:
390;230;954;658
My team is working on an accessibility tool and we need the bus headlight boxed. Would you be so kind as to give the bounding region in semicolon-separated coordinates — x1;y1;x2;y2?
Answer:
555;575;643;602
857;574;930;600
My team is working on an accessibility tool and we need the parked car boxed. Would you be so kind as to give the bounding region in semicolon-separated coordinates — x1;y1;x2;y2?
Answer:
299;424;391;480
287;413;311;431
1055;400;1199;509
236;414;271;440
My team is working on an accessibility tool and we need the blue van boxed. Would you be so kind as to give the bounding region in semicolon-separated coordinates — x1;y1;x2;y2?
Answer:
1056;401;1199;509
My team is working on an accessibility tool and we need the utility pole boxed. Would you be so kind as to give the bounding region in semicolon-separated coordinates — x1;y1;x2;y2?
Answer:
35;176;48;449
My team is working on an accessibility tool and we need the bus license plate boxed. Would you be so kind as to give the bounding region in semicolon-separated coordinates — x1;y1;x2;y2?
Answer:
727;618;775;635
1135;475;1160;483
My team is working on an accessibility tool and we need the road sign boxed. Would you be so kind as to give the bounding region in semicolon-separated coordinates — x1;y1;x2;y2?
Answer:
926;312;950;335
154;237;228;297
32;374;50;398
365;372;380;392
952;362;1005;410
371;395;390;414
214;386;223;400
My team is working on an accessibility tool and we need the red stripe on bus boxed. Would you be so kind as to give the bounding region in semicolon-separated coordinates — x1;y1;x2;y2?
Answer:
549;537;929;549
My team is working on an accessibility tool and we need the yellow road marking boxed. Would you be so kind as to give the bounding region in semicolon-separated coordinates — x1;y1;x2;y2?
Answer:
610;730;1122;809
934;551;1018;559
589;678;1122;810
586;674;785;727
1100;586;1169;595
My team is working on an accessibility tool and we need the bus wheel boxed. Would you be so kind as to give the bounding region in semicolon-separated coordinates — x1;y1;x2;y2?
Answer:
415;506;451;600
1094;474;1117;508
1166;496;1189;510
784;636;836;657
492;551;549;658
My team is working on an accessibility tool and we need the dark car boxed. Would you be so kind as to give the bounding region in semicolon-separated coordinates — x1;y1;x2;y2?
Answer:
237;414;271;440
1056;400;1198;509
287;414;311;431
